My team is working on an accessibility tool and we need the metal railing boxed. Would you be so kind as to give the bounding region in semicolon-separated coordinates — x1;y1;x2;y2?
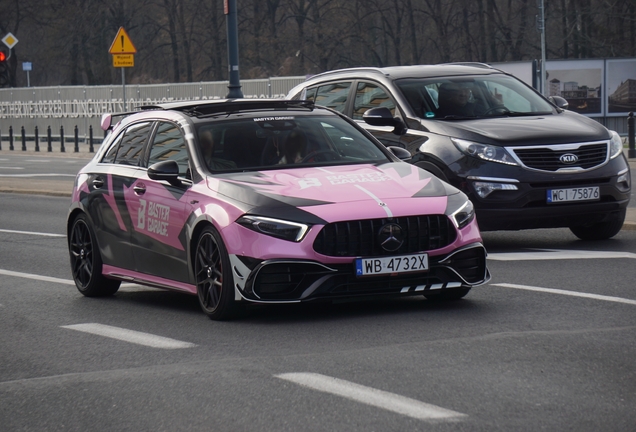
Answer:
0;76;307;150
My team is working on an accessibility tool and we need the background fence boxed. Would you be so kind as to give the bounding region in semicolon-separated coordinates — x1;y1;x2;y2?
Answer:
0;69;632;153
0;76;307;150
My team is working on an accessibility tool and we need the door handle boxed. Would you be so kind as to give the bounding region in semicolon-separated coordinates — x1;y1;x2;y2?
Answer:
133;184;146;195
92;177;104;188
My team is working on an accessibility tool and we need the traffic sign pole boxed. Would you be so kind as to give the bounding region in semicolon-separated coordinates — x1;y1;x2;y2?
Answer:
122;68;126;111
109;27;137;112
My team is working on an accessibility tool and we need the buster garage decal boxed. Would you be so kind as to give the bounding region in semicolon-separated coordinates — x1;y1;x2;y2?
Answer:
137;199;170;237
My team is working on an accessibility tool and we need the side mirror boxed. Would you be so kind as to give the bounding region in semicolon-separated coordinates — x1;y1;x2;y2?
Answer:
148;160;181;186
549;95;569;110
387;146;411;161
362;107;407;136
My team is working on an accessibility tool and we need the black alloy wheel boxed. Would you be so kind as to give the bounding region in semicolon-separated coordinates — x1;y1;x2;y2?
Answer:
69;214;120;296
195;226;239;320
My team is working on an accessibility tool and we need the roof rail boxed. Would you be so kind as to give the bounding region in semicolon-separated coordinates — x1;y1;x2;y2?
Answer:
306;67;385;80
440;62;494;69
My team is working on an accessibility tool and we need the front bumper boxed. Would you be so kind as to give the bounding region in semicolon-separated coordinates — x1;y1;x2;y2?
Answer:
229;243;489;303
457;158;631;232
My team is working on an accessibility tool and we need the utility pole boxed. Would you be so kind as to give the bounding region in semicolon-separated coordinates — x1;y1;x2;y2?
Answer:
538;0;547;96
225;0;243;98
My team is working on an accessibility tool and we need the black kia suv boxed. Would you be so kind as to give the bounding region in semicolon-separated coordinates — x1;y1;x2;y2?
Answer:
287;64;631;240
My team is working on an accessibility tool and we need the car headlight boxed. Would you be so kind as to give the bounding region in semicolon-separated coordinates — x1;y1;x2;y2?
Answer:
472;180;518;198
452;138;518;166
445;193;475;229
609;130;623;159
237;215;310;242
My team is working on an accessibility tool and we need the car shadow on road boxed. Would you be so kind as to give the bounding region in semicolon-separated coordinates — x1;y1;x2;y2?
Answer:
238;295;485;324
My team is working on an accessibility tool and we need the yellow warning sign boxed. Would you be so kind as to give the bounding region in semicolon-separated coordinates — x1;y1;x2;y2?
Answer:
113;54;134;68
109;27;137;54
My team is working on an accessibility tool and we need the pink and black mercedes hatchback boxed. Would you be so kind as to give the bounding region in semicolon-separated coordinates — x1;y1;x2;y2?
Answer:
67;99;489;320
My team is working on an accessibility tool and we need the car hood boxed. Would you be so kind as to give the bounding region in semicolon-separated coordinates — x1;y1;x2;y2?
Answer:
423;111;610;146
208;162;455;224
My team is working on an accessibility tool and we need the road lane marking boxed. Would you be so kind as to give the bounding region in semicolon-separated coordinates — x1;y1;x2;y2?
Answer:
0;166;25;169
0;268;75;285
0;173;75;177
275;372;466;422
494;283;636;306
488;249;636;261
0;228;65;237
61;323;196;349
0;268;154;292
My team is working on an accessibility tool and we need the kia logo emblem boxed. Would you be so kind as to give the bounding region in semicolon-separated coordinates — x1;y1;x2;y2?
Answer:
378;223;405;252
559;153;578;164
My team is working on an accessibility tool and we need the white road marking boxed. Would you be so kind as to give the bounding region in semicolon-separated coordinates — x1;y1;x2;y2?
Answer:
0;268;153;291
494;283;636;306
488;249;636;261
275;372;466;422
0;268;75;285
0;228;65;237
61;323;196;349
0;173;75;177
0;166;25;170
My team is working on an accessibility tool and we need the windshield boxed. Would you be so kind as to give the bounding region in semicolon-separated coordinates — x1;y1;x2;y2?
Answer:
195;114;390;172
395;74;555;120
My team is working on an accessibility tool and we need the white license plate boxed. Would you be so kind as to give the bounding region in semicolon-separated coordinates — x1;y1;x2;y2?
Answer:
355;253;429;277
546;186;599;203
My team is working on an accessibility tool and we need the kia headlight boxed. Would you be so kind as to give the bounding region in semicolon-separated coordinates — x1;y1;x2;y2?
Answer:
452;138;518;166
237;215;310;242
609;130;623;159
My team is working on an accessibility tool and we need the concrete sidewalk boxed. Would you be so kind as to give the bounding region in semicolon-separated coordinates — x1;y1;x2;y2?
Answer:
1;145;635;231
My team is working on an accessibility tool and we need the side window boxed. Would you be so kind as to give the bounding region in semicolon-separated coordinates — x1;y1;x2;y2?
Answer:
304;87;317;102
353;82;396;119
116;122;152;166
100;122;152;165
315;82;351;113
101;132;123;164
148;122;190;177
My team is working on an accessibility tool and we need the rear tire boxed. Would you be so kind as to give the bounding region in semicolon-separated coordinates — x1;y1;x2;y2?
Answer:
569;209;625;240
424;287;471;301
194;226;240;320
68;214;120;297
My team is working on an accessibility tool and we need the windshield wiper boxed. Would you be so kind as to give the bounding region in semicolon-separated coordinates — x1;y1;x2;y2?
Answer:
440;114;478;120
478;110;553;118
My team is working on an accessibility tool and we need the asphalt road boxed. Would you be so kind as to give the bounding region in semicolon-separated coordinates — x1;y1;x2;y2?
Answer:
1;190;636;431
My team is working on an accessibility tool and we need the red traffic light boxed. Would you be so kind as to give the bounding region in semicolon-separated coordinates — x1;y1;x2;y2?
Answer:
0;51;6;62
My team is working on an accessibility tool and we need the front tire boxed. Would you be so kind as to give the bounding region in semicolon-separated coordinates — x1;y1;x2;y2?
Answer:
194;226;240;320
68;214;120;297
569;209;625;240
